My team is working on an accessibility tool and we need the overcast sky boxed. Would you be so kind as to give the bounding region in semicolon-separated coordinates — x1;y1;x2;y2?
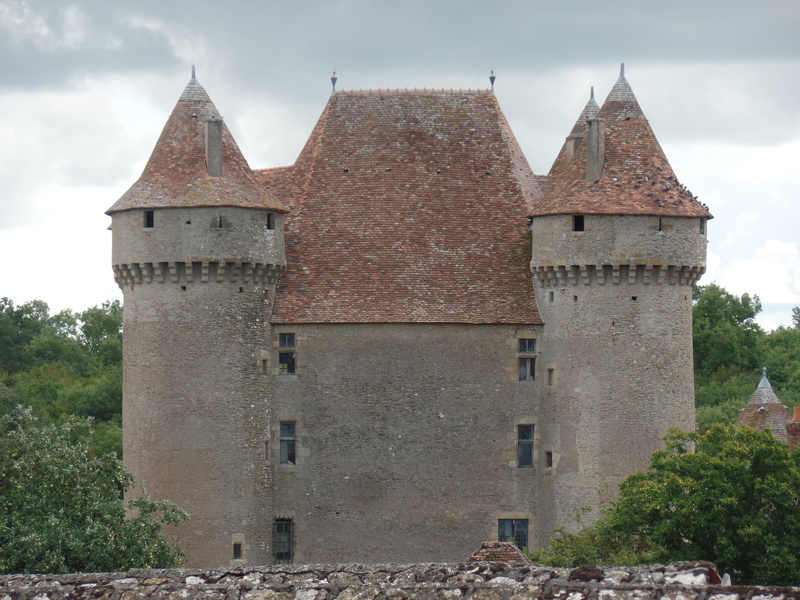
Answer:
1;0;798;329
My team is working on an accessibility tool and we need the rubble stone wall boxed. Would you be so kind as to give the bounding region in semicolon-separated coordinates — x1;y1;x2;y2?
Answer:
2;562;799;600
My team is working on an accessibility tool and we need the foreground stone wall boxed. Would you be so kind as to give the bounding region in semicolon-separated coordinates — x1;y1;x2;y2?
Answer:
2;562;798;600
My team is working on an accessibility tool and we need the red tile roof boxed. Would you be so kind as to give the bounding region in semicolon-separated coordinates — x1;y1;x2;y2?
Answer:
108;76;285;214
268;90;543;324
468;541;532;563
533;71;712;220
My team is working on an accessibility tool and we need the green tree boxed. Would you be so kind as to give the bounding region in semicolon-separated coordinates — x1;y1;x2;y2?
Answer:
0;407;186;574
533;425;800;586
693;284;764;376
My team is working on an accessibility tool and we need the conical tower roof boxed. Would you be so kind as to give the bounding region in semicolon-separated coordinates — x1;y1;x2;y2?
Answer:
532;64;712;219
107;69;285;214
736;367;790;442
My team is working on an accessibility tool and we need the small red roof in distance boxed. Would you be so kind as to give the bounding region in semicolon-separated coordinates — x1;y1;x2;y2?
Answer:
108;75;285;214
534;72;712;219
269;89;543;324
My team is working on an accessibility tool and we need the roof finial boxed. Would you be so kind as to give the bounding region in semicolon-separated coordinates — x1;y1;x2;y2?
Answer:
758;366;772;389
589;86;598;106
331;68;338;94
489;69;496;93
190;65;197;84
618;62;627;83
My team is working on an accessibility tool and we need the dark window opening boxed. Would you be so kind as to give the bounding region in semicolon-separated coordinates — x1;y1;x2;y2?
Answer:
547;368;555;386
498;519;528;549
279;352;295;374
549;291;554;303
700;219;706;234
274;518;293;563
658;218;663;232
144;210;154;228
545;452;553;468
267;213;276;230
572;215;584;232
518;339;536;353
233;543;242;560
261;359;268;376
518;357;535;381
180;285;187;291
517;425;534;468
279;333;295;348
217;215;224;229
573;295;578;303
280;422;296;465
631;296;637;301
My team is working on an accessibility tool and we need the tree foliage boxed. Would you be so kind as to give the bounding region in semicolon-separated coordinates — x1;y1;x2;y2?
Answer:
531;425;800;586
0;407;186;574
0;298;122;456
693;287;800;430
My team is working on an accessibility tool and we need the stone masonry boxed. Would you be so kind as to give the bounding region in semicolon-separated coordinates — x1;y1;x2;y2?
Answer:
3;562;799;600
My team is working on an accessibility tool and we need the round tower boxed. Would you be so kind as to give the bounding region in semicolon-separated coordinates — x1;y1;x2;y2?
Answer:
107;69;286;567
530;65;711;536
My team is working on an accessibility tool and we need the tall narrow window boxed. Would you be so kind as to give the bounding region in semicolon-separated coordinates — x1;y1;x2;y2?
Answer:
545;451;554;468
279;422;296;465
279;333;296;375
517;425;534;467
143;210;154;228
518;338;536;381
572;215;584;232
267;213;276;230
233;543;242;560
274;518;293;563
498;519;528;549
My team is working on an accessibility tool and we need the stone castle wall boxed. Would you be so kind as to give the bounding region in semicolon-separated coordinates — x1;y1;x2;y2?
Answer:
2;562;797;600
267;323;544;563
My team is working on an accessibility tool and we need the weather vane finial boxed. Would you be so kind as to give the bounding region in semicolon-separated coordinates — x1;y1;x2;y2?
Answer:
331;68;338;94
191;65;197;83
489;69;496;93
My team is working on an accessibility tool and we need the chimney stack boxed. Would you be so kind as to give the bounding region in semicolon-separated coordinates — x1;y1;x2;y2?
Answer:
585;118;604;183
206;117;223;178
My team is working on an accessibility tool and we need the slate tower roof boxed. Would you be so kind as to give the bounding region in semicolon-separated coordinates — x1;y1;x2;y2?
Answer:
261;89;543;324
108;69;285;214
737;368;791;442
534;65;713;219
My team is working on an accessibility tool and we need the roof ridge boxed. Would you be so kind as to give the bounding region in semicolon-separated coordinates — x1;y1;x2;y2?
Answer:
336;88;493;95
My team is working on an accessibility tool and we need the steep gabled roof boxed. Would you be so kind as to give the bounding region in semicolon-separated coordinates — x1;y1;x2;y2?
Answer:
108;71;285;214
270;89;543;324
533;66;712;219
737;368;791;442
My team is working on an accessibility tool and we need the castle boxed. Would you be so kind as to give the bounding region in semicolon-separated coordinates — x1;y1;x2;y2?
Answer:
108;65;710;568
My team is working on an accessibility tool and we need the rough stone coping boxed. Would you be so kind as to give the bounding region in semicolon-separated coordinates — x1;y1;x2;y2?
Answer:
2;562;799;600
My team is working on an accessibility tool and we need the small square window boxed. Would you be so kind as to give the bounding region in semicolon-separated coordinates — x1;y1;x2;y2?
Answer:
517;425;534;468
519;339;536;353
498;519;528;549
279;333;295;348
280;422;296;465
519;357;535;381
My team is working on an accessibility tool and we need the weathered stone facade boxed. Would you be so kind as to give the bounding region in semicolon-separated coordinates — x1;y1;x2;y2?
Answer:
108;66;710;567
